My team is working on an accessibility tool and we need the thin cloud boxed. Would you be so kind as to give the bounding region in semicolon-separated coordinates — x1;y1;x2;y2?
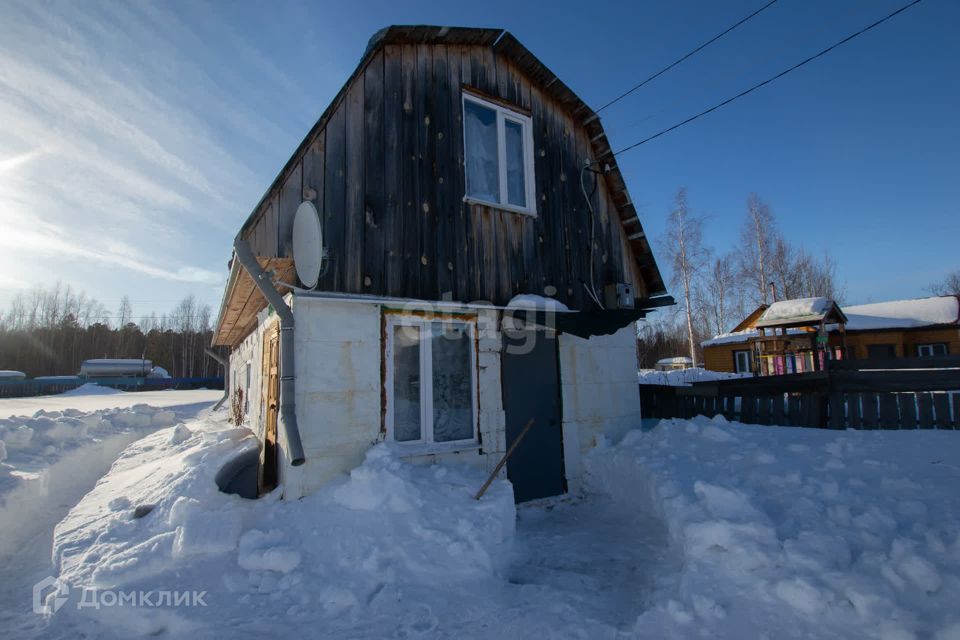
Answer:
0;0;340;310
0;224;223;286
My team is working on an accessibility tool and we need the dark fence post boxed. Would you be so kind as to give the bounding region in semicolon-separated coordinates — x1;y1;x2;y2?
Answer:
788;394;801;426
828;393;845;429
918;393;934;429
848;393;862;428
878;393;900;429
741;395;756;424
933;394;951;429
772;393;786;425
901;393;918;429
862;392;879;429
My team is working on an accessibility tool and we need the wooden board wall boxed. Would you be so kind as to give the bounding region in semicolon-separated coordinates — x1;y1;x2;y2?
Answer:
242;42;645;310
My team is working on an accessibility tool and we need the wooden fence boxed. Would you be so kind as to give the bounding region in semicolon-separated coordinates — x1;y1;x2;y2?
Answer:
639;356;960;430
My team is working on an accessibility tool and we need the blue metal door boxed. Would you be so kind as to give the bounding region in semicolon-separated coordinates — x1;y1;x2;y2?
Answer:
501;329;566;503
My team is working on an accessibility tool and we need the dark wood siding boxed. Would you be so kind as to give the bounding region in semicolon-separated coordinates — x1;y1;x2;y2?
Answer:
240;43;645;310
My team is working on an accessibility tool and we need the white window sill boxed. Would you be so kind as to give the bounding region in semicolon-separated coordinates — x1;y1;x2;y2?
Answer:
392;441;482;458
463;196;537;217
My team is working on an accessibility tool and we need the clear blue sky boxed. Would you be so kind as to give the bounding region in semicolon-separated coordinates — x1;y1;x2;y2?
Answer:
0;0;956;321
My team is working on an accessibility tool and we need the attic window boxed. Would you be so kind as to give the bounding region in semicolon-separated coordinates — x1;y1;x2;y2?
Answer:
462;93;536;215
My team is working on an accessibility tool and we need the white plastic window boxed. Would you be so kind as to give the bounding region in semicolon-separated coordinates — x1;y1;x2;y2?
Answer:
386;316;477;447
917;343;947;357
734;350;751;373
463;93;536;215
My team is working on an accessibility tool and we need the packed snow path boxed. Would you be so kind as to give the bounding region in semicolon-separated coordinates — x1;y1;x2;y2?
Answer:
511;495;674;629
0;389;221;640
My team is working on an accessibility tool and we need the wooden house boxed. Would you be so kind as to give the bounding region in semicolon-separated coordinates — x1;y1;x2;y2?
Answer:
702;295;960;375
211;26;670;503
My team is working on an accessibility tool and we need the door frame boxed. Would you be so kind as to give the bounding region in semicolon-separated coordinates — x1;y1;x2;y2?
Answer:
259;322;280;494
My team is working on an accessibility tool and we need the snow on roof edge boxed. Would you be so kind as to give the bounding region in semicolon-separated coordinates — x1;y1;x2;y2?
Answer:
703;295;959;344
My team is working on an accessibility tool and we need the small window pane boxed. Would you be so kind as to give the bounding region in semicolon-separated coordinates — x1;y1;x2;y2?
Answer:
464;101;499;203
734;351;750;373
392;325;422;441
504;119;526;207
430;322;473;442
919;344;947;357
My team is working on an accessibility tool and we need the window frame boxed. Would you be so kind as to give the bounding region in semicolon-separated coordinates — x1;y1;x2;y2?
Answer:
461;91;537;216
733;349;752;374
384;313;479;450
917;343;948;357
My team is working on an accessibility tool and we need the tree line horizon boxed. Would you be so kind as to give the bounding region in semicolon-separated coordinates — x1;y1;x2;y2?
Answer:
0;285;224;379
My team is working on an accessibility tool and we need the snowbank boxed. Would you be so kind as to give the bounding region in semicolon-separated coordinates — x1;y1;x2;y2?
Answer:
0;388;222;418
0;403;180;559
60;382;125;397
49;424;515;637
586;417;960;639
638;367;749;386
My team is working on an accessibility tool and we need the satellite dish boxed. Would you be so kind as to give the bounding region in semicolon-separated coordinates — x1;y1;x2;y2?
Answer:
292;201;323;288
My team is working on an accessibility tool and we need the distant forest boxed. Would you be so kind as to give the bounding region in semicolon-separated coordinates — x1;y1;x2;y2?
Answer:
0;283;225;379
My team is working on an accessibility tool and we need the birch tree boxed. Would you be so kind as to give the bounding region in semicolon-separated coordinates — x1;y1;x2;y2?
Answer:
697;252;740;336
738;193;777;305
661;188;708;366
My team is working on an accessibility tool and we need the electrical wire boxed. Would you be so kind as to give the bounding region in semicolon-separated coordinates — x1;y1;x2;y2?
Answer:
603;0;924;159
580;163;605;309
611;0;869;137
594;0;781;114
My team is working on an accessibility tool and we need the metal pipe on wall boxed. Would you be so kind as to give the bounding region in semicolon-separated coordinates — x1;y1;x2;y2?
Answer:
231;239;306;467
204;347;230;411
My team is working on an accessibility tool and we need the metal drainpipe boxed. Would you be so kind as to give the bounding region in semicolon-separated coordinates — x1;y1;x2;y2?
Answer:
203;347;230;411
232;238;306;467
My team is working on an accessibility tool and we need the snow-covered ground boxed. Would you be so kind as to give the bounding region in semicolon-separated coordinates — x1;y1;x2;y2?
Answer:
3;391;959;639
0;388;221;639
638;367;749;386
590;416;960;639
0;386;221;417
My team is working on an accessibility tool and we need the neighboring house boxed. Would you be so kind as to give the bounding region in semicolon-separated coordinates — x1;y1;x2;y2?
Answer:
211;26;670;503
654;357;693;371
702;295;960;375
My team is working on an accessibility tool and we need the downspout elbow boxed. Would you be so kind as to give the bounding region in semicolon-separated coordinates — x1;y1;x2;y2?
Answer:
232;238;306;467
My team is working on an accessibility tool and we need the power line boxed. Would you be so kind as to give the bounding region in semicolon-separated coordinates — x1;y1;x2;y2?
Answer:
613;0;869;136
594;0;781;114
605;0;924;159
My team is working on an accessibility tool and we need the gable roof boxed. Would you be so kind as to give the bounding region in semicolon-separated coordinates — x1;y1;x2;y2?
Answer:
754;297;847;328
730;304;768;333
234;25;665;296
